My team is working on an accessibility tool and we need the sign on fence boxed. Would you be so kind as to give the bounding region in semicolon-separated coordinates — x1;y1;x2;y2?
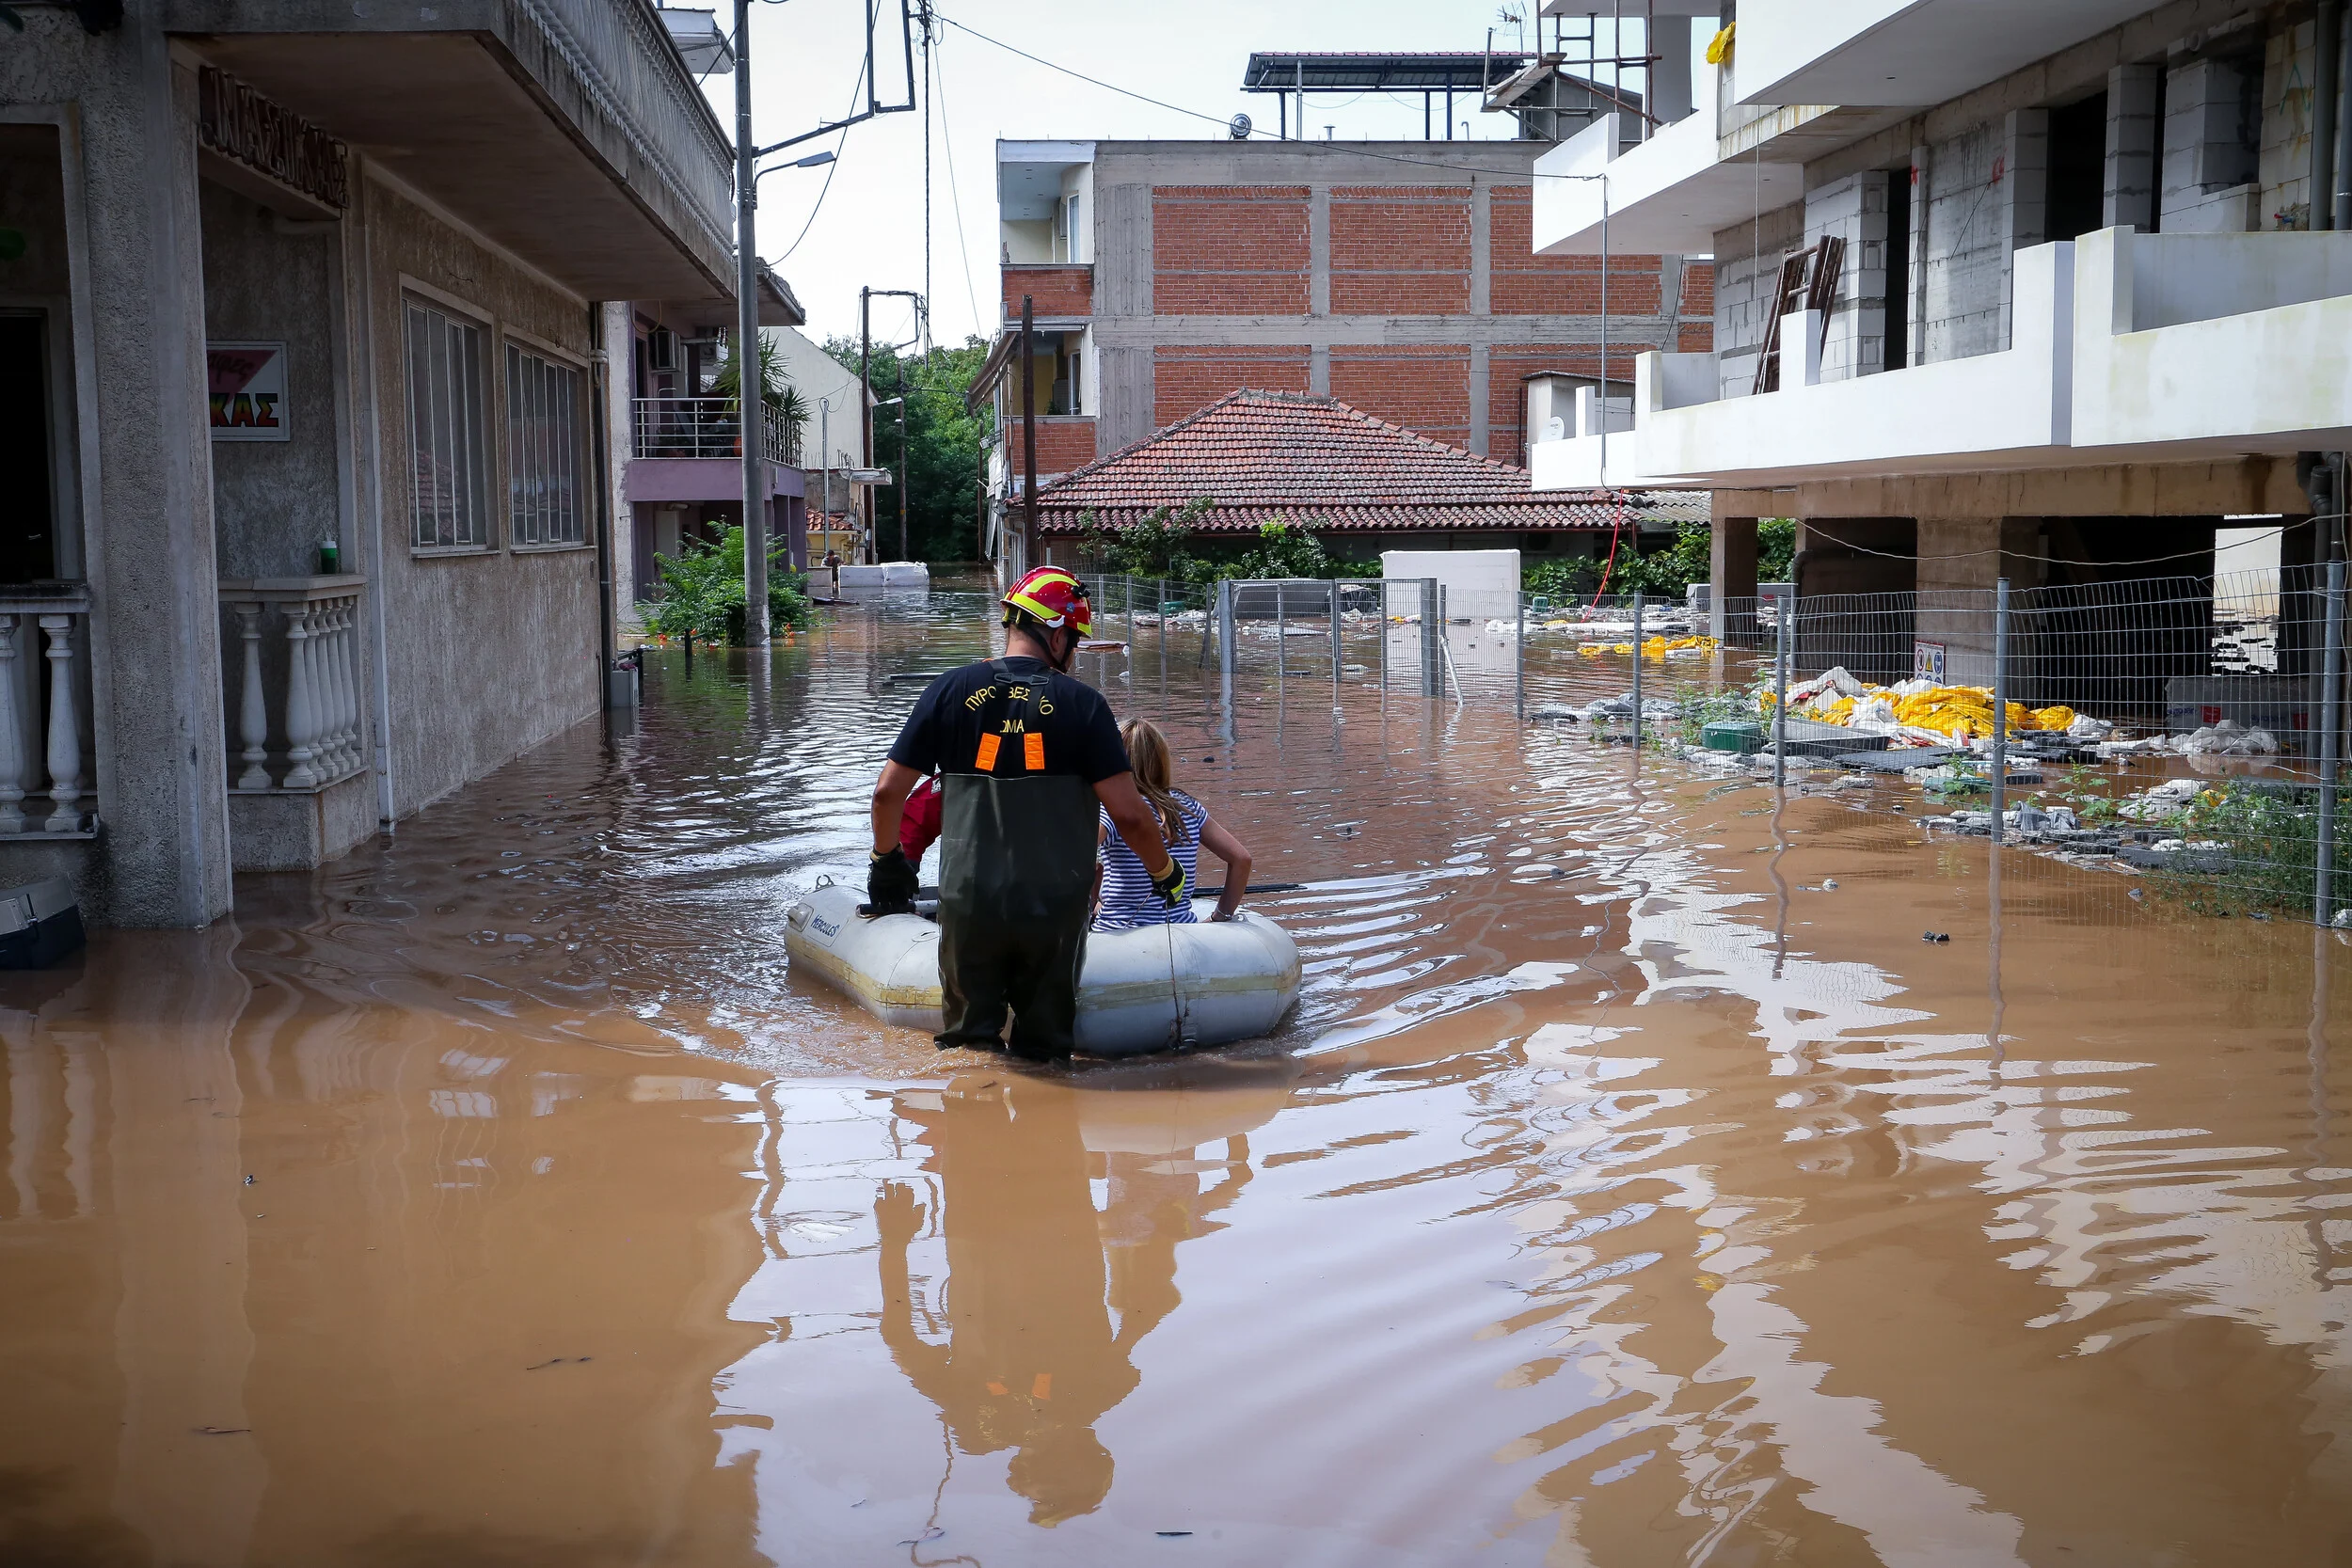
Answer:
1913;640;1946;681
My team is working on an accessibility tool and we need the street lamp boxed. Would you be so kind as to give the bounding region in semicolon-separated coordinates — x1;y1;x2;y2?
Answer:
875;394;909;562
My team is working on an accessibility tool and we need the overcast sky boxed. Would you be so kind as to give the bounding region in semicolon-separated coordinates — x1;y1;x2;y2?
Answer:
707;0;1664;349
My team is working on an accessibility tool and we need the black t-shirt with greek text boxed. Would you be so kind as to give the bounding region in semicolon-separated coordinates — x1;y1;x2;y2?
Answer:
888;657;1131;784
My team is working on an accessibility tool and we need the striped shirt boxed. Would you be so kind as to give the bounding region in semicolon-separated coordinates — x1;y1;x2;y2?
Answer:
1095;793;1208;931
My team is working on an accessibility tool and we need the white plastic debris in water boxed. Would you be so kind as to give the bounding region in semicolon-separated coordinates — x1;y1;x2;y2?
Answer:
2179;721;2278;756
2120;777;2201;820
2066;713;2115;741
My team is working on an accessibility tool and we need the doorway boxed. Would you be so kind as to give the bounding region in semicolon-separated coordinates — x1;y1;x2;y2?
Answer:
0;313;56;583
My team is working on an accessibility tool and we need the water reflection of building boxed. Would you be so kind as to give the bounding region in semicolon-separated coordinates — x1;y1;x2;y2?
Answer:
876;1073;1263;1525
1475;816;2352;1561
0;936;773;1562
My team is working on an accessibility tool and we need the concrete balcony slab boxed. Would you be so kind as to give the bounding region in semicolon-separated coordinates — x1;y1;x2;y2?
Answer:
2072;227;2352;457
1534;109;1804;258
1529;242;2075;491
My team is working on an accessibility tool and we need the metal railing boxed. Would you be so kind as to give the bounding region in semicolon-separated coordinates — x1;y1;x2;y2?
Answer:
630;397;800;466
1069;566;2352;926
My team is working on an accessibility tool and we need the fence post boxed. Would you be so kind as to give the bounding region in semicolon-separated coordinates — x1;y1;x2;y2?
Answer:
2320;559;2344;925
1329;580;1343;709
1991;578;2010;847
1379;579;1389;694
1217;578;1236;716
1275;581;1286;687
1630;591;1644;751
1772;590;1788;789
1515;589;1526;722
1438;584;1452;701
1422;578;1441;698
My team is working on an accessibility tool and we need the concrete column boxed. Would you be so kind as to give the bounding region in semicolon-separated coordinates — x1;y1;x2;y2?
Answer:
1309;344;1329;396
2164;57;2259;230
1308;183;1330;318
1915;515;2037;685
1469;342;1489;456
2000;110;2049;352
2105;63;2161;230
1907;145;1931;368
72;50;235;924
1469;179;1491;315
1651;17;1694;125
1710;515;1758;640
600;302;634;631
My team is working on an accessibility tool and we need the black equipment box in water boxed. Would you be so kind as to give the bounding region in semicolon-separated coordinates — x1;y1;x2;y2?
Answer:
0;876;83;968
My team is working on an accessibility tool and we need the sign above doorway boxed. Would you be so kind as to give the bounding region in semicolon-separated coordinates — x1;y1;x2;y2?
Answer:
208;342;289;442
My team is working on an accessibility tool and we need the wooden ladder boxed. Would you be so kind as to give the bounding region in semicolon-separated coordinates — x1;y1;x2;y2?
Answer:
1752;235;1846;394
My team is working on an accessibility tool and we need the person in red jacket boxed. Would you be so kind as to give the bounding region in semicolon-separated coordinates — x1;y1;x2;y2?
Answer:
898;771;944;861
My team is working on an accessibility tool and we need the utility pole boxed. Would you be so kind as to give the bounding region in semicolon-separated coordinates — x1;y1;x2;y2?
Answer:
859;286;872;563
896;363;910;561
732;0;768;642
1020;294;1037;569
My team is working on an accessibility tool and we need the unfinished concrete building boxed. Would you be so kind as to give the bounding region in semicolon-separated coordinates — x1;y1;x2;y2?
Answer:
977;31;1723;575
1529;0;2352;685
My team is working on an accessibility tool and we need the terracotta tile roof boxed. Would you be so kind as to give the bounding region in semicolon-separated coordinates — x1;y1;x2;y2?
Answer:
1031;389;1692;535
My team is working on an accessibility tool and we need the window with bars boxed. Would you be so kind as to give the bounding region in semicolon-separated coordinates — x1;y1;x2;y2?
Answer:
505;343;586;547
404;296;490;549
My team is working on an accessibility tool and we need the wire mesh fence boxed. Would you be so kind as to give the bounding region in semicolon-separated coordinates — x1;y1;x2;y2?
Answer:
1065;565;2352;925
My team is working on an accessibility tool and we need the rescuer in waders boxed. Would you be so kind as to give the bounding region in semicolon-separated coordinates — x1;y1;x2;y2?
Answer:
866;567;1184;1060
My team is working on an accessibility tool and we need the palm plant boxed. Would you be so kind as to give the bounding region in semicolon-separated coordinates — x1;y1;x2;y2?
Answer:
710;332;809;455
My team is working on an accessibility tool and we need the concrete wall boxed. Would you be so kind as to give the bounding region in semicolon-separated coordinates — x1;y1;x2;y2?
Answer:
360;172;600;820
1705;196;1804;397
1710;1;2300;383
0;25;235;927
1078;141;1708;461
201;181;345;578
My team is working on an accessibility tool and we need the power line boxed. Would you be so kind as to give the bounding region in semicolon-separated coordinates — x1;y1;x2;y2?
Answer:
932;27;984;337
932;6;1618;181
932;11;1236;133
1792;515;2341;570
770;50;869;264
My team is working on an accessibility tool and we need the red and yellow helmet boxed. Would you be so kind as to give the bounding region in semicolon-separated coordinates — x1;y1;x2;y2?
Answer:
1000;566;1093;637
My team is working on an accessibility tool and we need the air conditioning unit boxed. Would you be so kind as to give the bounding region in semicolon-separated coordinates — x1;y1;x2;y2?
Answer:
646;327;678;372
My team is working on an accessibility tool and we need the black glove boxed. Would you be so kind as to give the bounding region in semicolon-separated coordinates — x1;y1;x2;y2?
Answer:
866;847;918;915
1149;856;1188;908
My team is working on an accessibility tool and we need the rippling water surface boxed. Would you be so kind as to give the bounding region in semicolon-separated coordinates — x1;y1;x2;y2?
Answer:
6;580;2352;1565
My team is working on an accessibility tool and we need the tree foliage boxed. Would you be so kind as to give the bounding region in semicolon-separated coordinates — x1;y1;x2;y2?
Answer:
1523;519;1796;601
823;335;992;562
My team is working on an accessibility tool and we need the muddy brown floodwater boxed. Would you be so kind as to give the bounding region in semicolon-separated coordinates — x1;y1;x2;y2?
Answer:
6;582;2352;1566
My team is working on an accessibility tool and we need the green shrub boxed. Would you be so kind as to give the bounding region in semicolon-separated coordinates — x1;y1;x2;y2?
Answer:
1076;505;1380;585
637;523;813;647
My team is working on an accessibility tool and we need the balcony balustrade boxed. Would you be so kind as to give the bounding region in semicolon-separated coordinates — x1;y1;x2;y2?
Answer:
631;396;799;467
0;585;95;838
219;577;370;795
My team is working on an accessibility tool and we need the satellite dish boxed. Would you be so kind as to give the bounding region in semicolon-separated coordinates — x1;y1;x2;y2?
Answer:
1229;112;1253;140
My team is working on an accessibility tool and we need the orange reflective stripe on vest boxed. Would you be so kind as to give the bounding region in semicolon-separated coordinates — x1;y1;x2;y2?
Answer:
1024;732;1045;771
975;733;1002;770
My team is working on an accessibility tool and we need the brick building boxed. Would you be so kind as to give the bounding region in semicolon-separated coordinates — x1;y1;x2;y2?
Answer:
978;134;1713;575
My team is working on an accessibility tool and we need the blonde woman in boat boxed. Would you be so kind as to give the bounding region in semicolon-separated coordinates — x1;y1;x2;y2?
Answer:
1095;719;1253;930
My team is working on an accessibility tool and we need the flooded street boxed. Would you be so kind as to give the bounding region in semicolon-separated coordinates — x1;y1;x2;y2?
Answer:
7;583;2352;1566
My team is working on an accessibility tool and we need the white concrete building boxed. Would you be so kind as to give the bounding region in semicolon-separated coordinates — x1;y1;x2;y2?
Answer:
6;0;768;923
1527;0;2352;618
